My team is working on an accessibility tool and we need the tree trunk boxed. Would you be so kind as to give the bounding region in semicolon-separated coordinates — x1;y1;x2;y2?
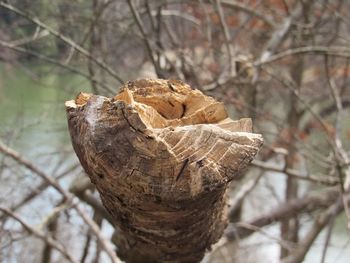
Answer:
65;79;263;263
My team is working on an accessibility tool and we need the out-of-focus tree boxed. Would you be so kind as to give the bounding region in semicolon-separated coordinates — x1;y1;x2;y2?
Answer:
1;0;350;262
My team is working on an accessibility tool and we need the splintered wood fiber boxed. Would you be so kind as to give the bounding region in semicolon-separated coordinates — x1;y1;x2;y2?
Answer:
66;79;263;263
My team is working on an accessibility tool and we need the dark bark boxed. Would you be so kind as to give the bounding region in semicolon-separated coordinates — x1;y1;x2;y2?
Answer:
66;79;263;263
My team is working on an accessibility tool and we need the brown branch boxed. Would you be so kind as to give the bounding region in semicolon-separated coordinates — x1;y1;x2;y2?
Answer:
262;67;338;151
228;173;263;222
0;140;121;263
80;230;92;263
251;160;340;186
259;2;303;63
226;187;339;240
6;29;49;47
0;163;80;222
254;46;350;67
325;55;350;226
41;202;63;263
0;40;115;94
69;176;115;225
214;0;234;73
0;1;124;84
0;140;69;196
126;0;163;78
0;206;78;263
64;0;115;66
280;43;303;258
281;197;344;263
201;0;276;28
320;210;336;263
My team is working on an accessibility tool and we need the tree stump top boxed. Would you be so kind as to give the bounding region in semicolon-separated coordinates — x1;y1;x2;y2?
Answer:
66;79;263;263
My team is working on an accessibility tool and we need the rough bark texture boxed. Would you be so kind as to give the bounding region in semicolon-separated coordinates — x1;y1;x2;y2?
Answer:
65;79;263;263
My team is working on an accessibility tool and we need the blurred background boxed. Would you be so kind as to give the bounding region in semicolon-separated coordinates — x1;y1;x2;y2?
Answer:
1;0;350;262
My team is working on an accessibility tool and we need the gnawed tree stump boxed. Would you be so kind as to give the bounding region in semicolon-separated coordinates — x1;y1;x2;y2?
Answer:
65;79;263;263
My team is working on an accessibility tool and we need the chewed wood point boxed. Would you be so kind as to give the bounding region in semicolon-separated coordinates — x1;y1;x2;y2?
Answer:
65;79;263;263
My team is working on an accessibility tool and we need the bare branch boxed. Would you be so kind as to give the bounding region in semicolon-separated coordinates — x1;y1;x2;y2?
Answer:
126;0;163;77
254;46;350;67
0;1;124;84
0;40;115;93
0;163;80;222
202;0;276;28
0;140;121;263
69;175;115;225
214;0;234;73
251;160;340;186
0;206;78;263
228;173;263;221
281;197;344;263
226;187;340;240
259;2;302;63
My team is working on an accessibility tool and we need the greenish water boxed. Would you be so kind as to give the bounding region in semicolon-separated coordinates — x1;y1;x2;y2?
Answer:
0;64;90;155
0;64;89;213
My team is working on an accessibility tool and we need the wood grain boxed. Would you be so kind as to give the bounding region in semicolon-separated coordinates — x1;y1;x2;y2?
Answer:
66;79;263;263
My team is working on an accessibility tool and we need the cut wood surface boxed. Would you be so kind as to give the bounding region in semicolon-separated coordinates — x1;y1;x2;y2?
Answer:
65;79;263;263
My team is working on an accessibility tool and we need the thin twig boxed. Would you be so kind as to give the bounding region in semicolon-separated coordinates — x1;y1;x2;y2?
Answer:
320;211;336;263
262;67;339;151
126;0;163;77
0;40;115;93
0;206;78;263
254;46;350;67
281;197;344;263
228;172;263;221
258;2;302;63
226;187;339;241
214;0;234;73
251;160;339;186
0;140;121;263
0;1;124;84
200;0;276;28
0;163;80;222
325;55;350;227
